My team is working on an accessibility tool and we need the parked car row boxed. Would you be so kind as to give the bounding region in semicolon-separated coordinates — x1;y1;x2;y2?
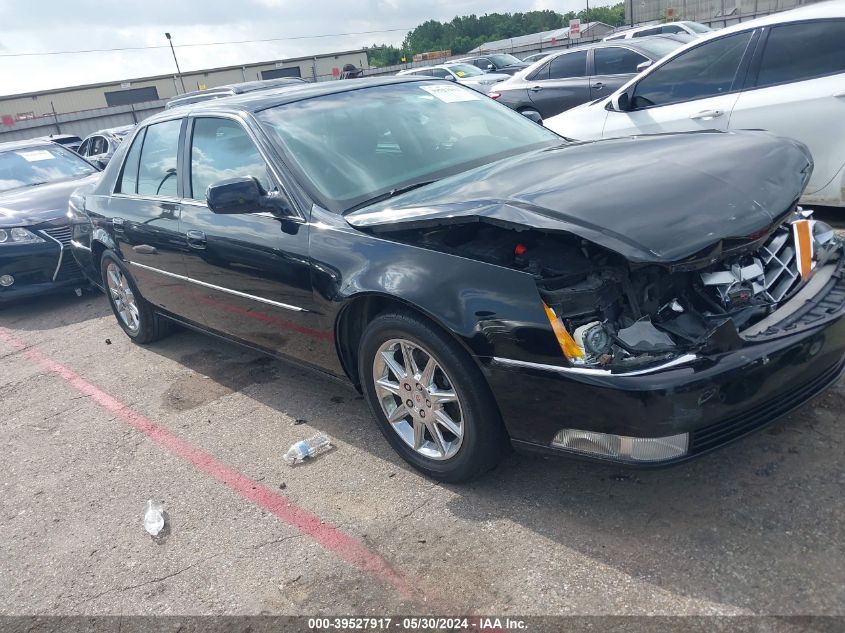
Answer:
47;72;843;482
491;35;689;121
546;1;845;207
397;63;509;94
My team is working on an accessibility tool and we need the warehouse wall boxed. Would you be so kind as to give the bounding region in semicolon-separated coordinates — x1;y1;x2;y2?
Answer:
0;50;369;137
625;0;827;27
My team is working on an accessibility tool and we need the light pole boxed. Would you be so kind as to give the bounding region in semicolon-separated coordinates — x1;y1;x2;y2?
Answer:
164;32;187;94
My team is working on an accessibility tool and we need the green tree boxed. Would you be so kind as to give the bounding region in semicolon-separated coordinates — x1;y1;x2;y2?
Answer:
400;4;625;56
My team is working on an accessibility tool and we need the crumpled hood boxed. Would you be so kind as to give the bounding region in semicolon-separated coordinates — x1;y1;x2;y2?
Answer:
0;173;100;228
347;131;813;264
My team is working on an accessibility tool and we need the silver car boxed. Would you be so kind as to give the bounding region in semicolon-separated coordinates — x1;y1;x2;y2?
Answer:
396;63;509;94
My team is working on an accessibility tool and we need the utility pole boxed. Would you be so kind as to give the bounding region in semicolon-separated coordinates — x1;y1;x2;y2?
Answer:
164;33;187;94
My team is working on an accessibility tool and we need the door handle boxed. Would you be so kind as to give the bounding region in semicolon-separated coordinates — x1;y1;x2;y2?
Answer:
529;86;543;92
185;230;207;250
592;82;604;90
690;109;724;121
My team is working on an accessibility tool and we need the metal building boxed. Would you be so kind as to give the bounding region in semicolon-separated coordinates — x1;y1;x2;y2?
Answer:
624;0;827;28
0;49;369;142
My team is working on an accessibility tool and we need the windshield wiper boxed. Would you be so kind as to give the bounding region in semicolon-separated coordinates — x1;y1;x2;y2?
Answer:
346;180;438;214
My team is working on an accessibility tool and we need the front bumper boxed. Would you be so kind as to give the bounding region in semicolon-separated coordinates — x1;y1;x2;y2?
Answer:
0;223;86;304
486;268;845;465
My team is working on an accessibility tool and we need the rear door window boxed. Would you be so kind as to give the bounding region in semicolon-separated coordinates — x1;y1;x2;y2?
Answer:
548;50;588;79
631;31;753;108
755;20;845;87
136;119;182;198
594;47;650;75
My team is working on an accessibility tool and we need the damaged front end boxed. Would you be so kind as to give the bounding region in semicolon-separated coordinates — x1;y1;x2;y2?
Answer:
538;209;842;371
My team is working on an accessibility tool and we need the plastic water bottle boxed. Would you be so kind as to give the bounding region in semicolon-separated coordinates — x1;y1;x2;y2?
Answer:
143;500;165;536
283;433;332;465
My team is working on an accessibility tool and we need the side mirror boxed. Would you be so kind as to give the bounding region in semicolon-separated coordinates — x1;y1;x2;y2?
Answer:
206;176;292;217
636;60;653;73
609;90;631;112
443;74;457;82
521;110;543;125
485;64;495;70
94;158;109;170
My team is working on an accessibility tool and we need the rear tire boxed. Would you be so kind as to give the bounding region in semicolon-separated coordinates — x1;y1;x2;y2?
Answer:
358;311;508;482
100;251;169;344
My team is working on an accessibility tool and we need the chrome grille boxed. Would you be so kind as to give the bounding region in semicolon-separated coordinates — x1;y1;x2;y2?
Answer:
758;225;801;302
42;225;72;245
701;223;804;306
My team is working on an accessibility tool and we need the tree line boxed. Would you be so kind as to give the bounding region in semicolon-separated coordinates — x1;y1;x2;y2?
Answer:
367;4;627;67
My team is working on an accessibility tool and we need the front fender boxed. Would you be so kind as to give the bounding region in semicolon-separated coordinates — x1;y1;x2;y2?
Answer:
308;211;563;366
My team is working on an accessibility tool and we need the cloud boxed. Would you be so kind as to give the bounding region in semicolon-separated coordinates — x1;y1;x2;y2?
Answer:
0;0;590;95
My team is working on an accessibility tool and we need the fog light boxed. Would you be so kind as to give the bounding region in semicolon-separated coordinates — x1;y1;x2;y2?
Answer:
552;429;688;462
0;274;14;287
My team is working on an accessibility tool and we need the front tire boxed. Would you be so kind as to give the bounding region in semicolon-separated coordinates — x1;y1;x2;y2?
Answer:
358;312;508;482
100;251;168;344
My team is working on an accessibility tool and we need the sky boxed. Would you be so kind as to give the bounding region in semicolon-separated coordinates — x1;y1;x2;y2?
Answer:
0;0;592;96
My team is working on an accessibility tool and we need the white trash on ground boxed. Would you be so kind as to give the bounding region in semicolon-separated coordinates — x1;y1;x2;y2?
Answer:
283;433;332;465
143;500;165;536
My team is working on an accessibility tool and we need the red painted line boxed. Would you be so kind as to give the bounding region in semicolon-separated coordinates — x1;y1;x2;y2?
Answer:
0;328;410;598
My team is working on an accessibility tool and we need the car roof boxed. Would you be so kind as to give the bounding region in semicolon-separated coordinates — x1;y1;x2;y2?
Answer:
146;76;432;121
167;77;307;104
0;138;64;152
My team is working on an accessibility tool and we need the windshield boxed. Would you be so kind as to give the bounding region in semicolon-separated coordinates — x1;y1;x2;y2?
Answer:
0;145;96;193
685;21;712;33
446;64;484;77
488;54;522;67
257;82;560;213
631;37;686;59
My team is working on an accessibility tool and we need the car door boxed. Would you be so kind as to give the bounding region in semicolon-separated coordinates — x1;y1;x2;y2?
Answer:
602;30;756;138
590;46;651;99
527;49;589;118
729;19;845;197
108;118;194;317
178;115;319;357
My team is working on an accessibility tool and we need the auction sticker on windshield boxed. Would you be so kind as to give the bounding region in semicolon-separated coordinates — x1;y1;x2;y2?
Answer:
420;84;479;102
17;150;54;162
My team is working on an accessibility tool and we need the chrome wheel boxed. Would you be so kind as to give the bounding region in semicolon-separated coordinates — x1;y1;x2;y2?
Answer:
372;338;464;461
106;262;140;333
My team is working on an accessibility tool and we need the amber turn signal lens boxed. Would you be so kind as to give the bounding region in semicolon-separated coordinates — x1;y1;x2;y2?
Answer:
543;302;584;359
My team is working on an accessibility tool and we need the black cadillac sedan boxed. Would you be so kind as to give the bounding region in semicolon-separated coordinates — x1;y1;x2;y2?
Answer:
0;140;99;304
69;77;845;482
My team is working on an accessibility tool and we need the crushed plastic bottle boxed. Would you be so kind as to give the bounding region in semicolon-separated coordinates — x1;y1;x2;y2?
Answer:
143;500;165;536
283;433;332;465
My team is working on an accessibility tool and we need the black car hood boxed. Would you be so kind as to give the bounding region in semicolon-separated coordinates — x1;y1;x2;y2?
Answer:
0;174;100;228
346;131;812;264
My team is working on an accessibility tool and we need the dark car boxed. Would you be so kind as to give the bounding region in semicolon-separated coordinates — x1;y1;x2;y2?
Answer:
455;53;530;76
69;77;844;482
165;77;308;109
36;134;83;154
77;125;135;169
491;36;687;120
0;140;100;304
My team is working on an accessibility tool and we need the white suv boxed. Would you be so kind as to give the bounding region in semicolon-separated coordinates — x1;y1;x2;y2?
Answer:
547;1;845;207
603;20;712;40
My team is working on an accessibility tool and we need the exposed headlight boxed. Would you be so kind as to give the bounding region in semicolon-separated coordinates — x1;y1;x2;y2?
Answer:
0;227;46;245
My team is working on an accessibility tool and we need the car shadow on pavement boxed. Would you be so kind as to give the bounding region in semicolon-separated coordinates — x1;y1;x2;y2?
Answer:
144;326;845;615
0;289;109;331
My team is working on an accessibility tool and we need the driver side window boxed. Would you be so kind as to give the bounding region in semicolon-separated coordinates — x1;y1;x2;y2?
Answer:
189;117;273;200
631;31;753;109
137;119;182;198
